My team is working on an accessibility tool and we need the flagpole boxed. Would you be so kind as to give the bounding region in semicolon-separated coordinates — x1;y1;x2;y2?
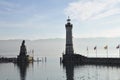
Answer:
119;45;120;57
104;45;108;58
87;49;88;57
94;46;97;57
87;47;89;57
107;48;108;58
96;48;97;57
116;45;120;58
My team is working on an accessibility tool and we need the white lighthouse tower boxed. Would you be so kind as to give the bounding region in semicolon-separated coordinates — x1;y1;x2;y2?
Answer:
65;17;74;55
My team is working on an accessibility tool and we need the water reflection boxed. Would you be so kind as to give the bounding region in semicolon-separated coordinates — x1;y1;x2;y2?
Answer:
1;59;120;80
63;63;120;80
16;63;29;80
63;63;75;80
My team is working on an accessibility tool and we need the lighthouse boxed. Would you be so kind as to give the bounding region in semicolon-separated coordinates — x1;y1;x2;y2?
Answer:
65;17;74;55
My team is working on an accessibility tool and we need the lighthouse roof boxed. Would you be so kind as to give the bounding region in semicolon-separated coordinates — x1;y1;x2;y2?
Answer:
67;16;71;23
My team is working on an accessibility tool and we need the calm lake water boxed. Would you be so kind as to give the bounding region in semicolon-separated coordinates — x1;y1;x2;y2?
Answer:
0;57;120;80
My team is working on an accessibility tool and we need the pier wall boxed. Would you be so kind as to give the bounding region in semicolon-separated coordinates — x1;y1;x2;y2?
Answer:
62;54;120;65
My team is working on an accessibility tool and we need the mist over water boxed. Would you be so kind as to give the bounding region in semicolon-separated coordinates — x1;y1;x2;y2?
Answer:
0;39;65;57
0;38;120;57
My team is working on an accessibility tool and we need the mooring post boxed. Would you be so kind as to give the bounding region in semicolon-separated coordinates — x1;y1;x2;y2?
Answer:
119;45;120;58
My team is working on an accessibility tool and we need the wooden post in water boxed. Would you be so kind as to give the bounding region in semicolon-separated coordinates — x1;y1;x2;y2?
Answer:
119;46;120;58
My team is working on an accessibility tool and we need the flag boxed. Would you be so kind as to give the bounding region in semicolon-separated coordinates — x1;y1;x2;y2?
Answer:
116;45;120;49
104;45;108;49
94;46;97;50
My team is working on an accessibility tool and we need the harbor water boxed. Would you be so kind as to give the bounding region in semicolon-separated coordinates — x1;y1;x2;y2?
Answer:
0;57;120;80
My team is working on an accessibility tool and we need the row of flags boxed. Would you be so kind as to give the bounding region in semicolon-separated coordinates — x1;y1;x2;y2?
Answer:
92;45;120;50
86;45;120;57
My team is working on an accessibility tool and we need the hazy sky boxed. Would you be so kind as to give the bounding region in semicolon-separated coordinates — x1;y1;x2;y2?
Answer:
0;0;120;40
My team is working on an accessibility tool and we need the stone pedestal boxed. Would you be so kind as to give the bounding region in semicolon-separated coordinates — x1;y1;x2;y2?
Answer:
17;40;29;62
